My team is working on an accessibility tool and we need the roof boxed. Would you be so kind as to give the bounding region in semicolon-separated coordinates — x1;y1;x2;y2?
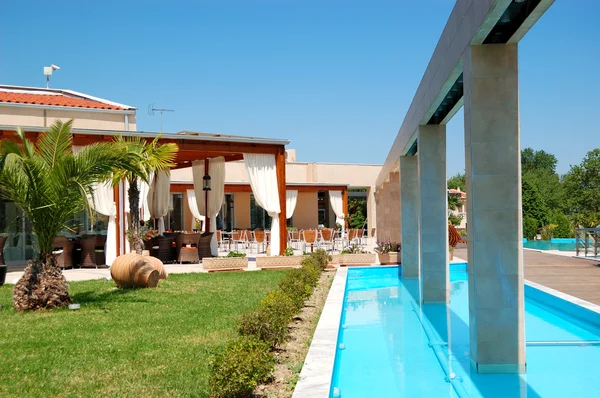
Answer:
0;85;135;111
0;124;290;147
448;188;466;199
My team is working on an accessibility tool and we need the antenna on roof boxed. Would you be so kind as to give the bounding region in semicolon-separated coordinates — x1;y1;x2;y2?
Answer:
43;64;60;88
148;103;175;132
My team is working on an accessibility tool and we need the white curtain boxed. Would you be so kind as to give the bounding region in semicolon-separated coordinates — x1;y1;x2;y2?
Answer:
244;154;281;255
147;171;170;234
192;157;226;255
286;190;298;219
329;191;345;239
186;189;206;231
89;181;117;266
124;178;150;253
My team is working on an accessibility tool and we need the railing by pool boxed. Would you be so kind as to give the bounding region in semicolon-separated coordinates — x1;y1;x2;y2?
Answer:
575;227;600;258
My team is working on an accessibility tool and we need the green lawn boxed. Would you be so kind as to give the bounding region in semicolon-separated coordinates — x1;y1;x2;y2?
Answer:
0;271;288;397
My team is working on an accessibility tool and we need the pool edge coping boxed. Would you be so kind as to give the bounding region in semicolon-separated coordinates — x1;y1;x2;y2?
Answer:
292;267;348;398
525;278;600;316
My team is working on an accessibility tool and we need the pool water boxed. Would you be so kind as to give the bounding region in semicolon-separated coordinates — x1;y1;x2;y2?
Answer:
330;266;600;397
523;238;577;251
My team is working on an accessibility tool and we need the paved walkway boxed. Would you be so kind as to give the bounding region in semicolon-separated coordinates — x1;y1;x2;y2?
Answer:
454;247;600;306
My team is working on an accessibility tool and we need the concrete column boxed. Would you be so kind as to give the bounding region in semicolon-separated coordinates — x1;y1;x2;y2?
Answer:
375;188;383;242
389;172;401;243
400;155;419;277
382;181;391;242
464;44;524;374
367;186;376;238
418;124;448;303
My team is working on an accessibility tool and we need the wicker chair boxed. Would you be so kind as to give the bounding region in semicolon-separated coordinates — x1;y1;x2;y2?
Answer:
0;236;6;265
175;233;200;263
250;230;267;253
53;236;74;269
302;229;319;253
79;235;105;268
153;236;176;263
198;232;214;260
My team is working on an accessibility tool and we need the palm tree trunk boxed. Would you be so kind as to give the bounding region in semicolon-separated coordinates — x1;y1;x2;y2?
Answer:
128;177;145;254
13;253;71;311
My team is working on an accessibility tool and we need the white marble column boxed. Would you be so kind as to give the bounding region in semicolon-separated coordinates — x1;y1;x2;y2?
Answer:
400;155;419;277
389;172;401;243
464;43;525;374
418;124;448;303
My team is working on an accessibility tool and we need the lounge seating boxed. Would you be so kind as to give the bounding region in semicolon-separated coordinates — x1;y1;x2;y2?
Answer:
198;232;214;260
53;236;74;268
448;224;466;248
176;233;200;263
0;236;5;265
80;235;106;268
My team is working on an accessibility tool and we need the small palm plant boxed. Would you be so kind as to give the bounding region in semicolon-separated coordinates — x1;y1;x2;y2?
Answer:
0;120;137;311
112;136;178;253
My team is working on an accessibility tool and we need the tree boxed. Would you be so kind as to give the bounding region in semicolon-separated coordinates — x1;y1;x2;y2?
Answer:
447;173;466;191
112;136;178;254
521;148;557;174
0;120;136;311
563;149;600;227
347;195;367;229
522;176;548;228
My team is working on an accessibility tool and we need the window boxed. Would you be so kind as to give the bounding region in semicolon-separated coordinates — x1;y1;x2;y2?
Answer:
167;193;184;231
250;194;271;230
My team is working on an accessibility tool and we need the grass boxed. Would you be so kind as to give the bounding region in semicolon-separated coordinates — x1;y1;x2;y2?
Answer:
0;271;288;397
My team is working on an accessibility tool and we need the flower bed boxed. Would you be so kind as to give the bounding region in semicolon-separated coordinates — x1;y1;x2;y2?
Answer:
202;257;248;271
256;255;308;269
331;253;376;266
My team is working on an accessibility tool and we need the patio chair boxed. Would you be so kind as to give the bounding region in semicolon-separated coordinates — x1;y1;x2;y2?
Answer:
302;229;319;253
288;229;301;249
356;228;365;246
319;228;335;252
153;236;177;264
448;224;466;248
216;230;226;251
198;232;214;260
250;229;267;253
231;230;247;252
176;233;200;263
53;236;74;269
79;235;105;268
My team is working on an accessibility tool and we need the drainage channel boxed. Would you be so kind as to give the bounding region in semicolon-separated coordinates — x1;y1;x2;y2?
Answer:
409;300;469;398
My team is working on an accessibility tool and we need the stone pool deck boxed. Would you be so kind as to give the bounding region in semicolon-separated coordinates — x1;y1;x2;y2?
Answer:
454;247;600;306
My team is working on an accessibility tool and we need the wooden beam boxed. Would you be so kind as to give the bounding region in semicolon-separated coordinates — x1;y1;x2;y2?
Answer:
169;183;348;194
276;147;287;255
342;187;349;229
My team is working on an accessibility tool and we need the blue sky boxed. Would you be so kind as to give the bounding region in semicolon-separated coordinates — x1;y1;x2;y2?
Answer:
1;1;598;176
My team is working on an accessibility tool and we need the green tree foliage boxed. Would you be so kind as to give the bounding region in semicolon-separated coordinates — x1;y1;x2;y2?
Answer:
447;173;466;191
523;169;564;213
549;211;573;238
563;149;600;227
448;213;463;226
522;177;548;228
448;194;460;211
348;195;367;229
521;148;557;174
523;217;538;240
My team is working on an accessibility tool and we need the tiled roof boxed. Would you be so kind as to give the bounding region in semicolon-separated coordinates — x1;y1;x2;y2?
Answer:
0;91;126;110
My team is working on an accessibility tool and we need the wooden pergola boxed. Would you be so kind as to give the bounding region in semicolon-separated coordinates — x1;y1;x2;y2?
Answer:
0;127;290;255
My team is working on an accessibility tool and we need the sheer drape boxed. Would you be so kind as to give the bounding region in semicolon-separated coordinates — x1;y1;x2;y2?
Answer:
192;157;225;255
244;154;281;255
147;171;170;234
286;190;298;219
89;181;117;265
186;189;206;231
329;191;345;239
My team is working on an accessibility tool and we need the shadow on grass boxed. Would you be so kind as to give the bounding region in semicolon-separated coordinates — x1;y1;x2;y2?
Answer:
72;288;150;306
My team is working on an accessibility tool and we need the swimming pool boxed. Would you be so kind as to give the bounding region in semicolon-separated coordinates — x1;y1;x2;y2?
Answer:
330;266;600;397
522;238;577;251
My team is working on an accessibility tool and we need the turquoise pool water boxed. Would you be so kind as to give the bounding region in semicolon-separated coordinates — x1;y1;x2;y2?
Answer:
523;238;577;251
330;266;600;397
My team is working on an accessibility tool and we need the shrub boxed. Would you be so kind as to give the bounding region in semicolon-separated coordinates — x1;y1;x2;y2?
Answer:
310;249;331;270
375;241;401;254
209;336;274;398
283;247;294;256
279;269;314;311
300;260;321;287
550;212;574;238
523;217;538;240
239;290;295;348
340;243;366;254
540;223;558;241
226;251;247;258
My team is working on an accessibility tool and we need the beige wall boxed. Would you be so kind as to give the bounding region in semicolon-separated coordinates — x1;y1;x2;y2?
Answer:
234;192;251;229
293;192;318;229
0;105;134;131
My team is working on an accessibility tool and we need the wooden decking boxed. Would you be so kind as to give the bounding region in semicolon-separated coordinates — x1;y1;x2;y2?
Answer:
454;247;600;306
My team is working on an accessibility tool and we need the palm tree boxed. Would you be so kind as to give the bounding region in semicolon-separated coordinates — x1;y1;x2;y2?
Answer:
112;136;178;254
0;120;137;311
